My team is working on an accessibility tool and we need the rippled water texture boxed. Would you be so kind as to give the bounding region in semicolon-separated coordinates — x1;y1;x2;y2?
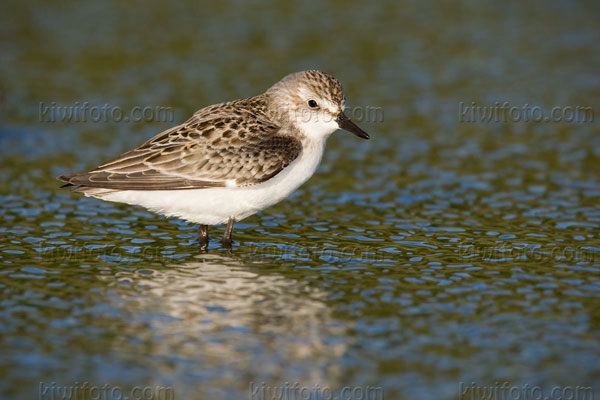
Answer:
1;1;599;399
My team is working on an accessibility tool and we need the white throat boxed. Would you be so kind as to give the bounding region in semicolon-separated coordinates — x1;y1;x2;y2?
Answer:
295;116;339;141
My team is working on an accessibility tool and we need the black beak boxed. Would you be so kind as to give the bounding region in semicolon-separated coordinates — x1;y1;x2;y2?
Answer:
336;112;370;140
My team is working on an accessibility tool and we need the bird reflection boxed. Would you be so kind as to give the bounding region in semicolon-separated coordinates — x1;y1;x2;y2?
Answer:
99;253;349;391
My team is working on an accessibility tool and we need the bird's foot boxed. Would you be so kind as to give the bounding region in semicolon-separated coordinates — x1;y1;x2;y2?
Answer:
198;225;209;251
221;217;235;250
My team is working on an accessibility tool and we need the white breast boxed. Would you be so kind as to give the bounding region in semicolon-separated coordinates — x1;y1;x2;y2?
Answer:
93;138;327;225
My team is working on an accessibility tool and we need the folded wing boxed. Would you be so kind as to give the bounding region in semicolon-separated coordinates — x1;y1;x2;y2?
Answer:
58;113;302;190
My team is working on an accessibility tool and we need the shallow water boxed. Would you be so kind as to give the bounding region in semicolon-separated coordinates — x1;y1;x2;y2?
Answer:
1;1;599;399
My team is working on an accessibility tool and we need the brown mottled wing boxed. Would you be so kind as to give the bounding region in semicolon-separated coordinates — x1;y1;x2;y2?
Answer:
58;113;302;190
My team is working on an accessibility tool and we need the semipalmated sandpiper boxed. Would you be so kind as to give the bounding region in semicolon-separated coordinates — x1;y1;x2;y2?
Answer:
58;70;370;248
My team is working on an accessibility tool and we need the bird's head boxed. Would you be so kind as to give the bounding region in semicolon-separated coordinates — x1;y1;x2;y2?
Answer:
266;70;370;141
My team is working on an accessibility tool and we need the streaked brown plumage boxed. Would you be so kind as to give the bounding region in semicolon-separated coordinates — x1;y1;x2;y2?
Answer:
59;99;302;191
57;70;370;248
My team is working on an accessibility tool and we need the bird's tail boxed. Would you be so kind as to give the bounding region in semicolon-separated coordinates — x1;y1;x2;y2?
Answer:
57;173;117;196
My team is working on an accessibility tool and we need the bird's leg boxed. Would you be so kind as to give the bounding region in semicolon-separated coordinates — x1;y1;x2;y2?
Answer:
198;224;209;250
221;217;235;248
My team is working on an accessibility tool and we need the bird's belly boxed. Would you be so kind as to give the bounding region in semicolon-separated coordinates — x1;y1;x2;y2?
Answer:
93;141;325;225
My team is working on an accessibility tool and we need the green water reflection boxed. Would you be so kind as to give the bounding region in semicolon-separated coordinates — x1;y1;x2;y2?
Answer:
1;1;599;399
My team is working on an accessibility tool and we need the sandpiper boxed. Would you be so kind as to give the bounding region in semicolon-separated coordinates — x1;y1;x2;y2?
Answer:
58;70;370;249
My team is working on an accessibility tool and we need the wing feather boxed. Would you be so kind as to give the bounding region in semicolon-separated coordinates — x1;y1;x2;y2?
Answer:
58;109;302;191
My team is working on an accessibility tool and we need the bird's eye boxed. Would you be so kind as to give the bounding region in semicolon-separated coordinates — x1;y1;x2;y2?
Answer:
308;100;319;109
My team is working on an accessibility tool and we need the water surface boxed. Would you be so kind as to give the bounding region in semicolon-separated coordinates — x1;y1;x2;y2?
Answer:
1;1;599;399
